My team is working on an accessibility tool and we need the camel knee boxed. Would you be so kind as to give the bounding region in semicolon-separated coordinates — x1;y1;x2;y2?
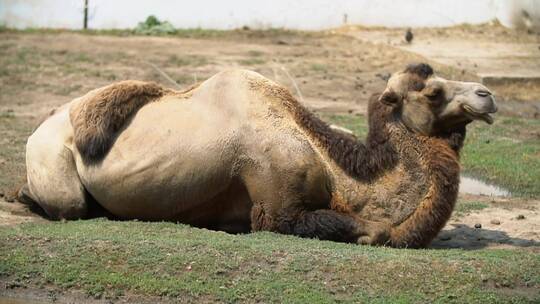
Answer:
17;182;87;220
40;199;88;220
16;183;36;206
25;180;88;220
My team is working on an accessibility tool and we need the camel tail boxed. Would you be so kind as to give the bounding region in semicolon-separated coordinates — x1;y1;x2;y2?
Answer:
71;81;169;163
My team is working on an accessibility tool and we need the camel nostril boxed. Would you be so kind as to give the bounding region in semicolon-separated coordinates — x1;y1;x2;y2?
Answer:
492;102;498;113
475;89;491;97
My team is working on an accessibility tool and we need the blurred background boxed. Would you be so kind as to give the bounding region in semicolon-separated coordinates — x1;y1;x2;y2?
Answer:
1;0;539;30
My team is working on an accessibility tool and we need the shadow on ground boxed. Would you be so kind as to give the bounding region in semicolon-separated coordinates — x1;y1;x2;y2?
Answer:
2;199;539;250
431;224;540;249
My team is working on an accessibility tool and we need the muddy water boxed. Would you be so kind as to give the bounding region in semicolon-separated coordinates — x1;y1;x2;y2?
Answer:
459;176;511;197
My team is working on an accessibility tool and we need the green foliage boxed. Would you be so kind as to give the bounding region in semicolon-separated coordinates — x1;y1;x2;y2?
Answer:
134;15;176;35
143;15;161;28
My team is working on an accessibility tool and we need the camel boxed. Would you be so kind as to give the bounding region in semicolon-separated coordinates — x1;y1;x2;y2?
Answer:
19;63;497;248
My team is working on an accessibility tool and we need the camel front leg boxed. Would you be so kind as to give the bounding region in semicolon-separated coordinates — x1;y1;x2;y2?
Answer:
274;208;361;242
255;204;390;244
243;172;388;243
354;218;391;245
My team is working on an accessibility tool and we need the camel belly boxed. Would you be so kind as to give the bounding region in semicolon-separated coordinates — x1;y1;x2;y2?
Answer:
76;96;246;220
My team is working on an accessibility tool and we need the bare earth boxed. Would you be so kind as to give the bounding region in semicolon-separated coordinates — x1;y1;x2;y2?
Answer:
0;24;539;255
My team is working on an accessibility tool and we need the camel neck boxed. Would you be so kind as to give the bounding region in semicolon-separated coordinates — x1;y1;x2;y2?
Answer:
310;102;401;182
384;125;461;247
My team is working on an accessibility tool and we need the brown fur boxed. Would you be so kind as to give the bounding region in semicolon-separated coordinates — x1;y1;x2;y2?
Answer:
386;130;460;248
70;80;171;163
70;80;205;163
404;62;434;79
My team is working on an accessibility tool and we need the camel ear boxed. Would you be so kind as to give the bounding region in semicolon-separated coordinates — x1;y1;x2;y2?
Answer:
378;89;402;107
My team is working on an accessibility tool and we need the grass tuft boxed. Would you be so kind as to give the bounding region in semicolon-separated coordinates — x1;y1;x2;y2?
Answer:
454;201;490;216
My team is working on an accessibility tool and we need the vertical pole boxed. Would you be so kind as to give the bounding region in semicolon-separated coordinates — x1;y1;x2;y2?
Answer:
83;0;88;29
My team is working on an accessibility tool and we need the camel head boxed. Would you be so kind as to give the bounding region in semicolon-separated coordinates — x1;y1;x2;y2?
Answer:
378;63;497;136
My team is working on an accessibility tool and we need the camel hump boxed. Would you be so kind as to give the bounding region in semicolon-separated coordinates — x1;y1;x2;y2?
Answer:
71;80;169;163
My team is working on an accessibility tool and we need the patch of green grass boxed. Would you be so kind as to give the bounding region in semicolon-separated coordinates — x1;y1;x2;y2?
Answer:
238;58;266;66
323;114;368;138
173;74;198;85
0;220;538;303
324;114;540;198
85;69;118;81
53;84;83;96
247;50;264;57
310;63;328;73
454;200;490;216
69;52;94;63
167;54;209;67
461;116;540;197
0;109;15;118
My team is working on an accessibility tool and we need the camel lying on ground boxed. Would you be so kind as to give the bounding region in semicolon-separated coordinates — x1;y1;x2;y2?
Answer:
19;63;497;248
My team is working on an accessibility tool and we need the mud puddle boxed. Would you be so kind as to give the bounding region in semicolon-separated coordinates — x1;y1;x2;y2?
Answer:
459;176;511;197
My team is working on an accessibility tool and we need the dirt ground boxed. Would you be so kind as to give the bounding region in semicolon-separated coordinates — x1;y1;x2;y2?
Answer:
0;24;539;254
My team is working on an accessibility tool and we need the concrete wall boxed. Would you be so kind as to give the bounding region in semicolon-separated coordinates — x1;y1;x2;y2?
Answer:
1;0;539;30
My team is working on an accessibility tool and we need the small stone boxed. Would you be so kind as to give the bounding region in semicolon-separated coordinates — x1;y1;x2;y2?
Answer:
5;281;23;289
516;214;525;220
5;196;14;203
474;223;482;229
0;191;4;197
490;219;501;225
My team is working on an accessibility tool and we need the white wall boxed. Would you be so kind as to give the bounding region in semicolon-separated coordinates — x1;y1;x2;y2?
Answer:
1;0;539;30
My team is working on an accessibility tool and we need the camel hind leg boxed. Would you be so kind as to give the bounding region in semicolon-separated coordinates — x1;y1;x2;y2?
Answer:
25;106;89;220
25;143;89;220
